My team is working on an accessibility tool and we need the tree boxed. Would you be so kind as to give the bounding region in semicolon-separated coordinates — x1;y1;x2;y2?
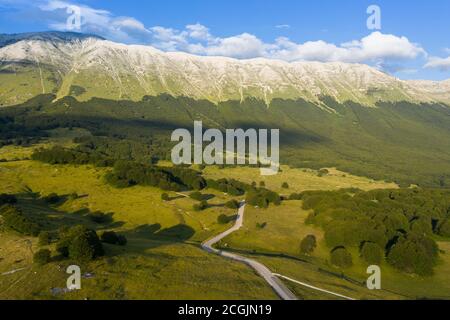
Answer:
161;193;170;201
38;231;51;246
387;233;438;276
360;242;383;264
318;169;329;177
300;235;317;255
225;200;239;209
438;219;450;237
330;247;353;268
190;192;204;201
57;225;104;262
33;249;51;265
282;182;289;189
193;200;208;212
259;181;266;187
218;214;230;224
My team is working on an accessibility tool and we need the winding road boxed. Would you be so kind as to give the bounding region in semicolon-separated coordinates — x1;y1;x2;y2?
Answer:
201;201;356;301
201;202;298;300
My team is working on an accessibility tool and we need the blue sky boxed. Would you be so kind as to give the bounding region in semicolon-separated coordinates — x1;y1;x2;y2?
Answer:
1;0;449;80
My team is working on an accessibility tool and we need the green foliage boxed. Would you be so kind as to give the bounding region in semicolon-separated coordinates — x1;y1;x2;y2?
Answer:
387;233;439;276
33;249;51;266
300;235;317;255
300;188;449;274
101;231;127;246
438;219;450;237
360;242;384;265
1;205;40;236
282;182;289;189
38;231;51;246
161;193;170;201
189;192;205;201
218;214;232;224
3;94;450;188
330;247;353;268
256;222;267;229
224;200;239;209
193;200;208;212
57;225;104;262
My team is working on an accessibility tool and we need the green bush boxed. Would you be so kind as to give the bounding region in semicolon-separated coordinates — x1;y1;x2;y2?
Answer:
360;242;383;264
161;193;170;201
330;247;353;268
57;225;104;262
300;235;317;255
438;219;450;237
218;214;231;224
225;200;239;209
190;192;204;201
282;182;289;189
33;249;51;265
193;200;208;212
38;231;51;246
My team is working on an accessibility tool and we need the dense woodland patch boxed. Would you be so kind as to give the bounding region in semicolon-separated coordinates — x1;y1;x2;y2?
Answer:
298;188;450;275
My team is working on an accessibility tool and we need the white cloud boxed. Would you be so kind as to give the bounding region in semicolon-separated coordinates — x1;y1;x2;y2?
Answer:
0;0;428;73
425;56;450;71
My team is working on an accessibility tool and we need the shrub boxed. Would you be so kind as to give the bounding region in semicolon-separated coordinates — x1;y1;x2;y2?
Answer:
218;214;231;224
101;231;127;246
57;225;104;262
225;200;239;209
256;222;267;229
360;242;384;264
33;249;51;265
190;192;204;201
438;219;450;237
282;182;289;189
330;247;353;268
259;181;266;187
300;235;317;255
161;193;170;201
318;169;329;177
38;231;51;246
193;200;208;212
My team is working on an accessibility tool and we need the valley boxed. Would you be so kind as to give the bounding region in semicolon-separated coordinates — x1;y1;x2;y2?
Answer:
0;31;449;301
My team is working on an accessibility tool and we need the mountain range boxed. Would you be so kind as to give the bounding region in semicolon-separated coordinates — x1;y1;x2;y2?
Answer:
0;31;449;107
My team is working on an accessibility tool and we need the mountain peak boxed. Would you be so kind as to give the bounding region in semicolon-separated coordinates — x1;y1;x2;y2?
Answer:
0;31;104;48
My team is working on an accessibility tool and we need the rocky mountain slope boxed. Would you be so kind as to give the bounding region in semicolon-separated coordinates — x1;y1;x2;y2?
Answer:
0;31;448;107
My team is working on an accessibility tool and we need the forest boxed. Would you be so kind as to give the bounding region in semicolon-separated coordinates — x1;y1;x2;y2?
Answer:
297;188;450;275
0;93;449;188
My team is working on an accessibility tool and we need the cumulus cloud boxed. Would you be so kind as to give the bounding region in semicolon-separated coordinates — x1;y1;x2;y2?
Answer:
0;0;428;73
425;56;450;71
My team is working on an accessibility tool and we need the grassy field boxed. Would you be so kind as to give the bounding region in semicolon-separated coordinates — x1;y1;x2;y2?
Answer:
1;144;449;300
202;165;398;194
216;201;450;300
0;145;278;299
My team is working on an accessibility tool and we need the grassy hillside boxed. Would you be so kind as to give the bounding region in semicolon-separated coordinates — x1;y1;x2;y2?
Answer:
1;94;449;188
